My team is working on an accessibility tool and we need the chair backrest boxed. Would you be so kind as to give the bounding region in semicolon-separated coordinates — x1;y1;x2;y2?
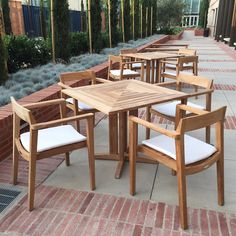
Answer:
11;97;35;125
120;48;137;54
178;55;198;65
177;106;226;134
178;48;196;56
177;73;213;89
60;70;97;85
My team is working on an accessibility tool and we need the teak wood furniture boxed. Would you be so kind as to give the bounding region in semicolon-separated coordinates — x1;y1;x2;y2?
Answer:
121;51;179;84
146;73;214;143
120;48;146;70
151;43;189;48
62;80;188;178
11;97;95;211
159;55;198;83
107;55;144;81
58;70;111;132
129;105;226;229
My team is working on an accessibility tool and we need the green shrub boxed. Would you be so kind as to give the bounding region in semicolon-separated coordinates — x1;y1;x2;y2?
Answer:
158;26;183;35
4;35;51;73
69;32;88;56
101;31;110;48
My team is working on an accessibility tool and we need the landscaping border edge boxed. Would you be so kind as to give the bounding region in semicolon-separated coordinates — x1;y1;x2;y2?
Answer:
0;35;170;162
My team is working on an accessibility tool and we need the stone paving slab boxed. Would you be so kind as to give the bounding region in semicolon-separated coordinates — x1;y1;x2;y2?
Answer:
0;31;236;234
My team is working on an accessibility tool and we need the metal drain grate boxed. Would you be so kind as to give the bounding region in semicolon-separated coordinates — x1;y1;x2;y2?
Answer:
0;188;21;213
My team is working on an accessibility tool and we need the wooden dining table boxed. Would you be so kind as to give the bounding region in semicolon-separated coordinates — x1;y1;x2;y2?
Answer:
62;80;188;179
121;51;179;84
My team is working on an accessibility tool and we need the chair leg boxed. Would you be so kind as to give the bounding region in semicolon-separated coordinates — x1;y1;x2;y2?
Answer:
28;158;36;211
177;171;188;229
206;126;210;144
12;144;19;185
65;152;70;166
75;120;80;133
130;153;136;196
146;106;151;139
87;118;95;191
217;157;224;206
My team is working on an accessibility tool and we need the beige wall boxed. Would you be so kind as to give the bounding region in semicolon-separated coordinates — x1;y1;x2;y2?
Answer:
207;0;219;37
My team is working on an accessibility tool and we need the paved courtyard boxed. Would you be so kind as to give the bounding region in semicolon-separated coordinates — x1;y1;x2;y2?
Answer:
0;31;236;235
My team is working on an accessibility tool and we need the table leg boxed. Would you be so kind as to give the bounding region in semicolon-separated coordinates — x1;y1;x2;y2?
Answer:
151;60;155;84
156;60;160;83
146;60;151;83
109;114;118;155
115;112;127;179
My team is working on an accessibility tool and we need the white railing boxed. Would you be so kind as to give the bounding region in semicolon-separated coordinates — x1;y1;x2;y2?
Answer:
182;15;199;27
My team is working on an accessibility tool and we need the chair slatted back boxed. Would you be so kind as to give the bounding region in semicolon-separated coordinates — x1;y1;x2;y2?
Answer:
11;97;35;124
60;71;96;85
120;48;137;54
178;48;196;56
177;73;213;89
177;106;226;133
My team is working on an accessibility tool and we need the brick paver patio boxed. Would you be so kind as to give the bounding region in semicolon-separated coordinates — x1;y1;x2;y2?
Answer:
0;31;236;235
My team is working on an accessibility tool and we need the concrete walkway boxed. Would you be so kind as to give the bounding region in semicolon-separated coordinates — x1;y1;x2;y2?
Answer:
0;31;236;235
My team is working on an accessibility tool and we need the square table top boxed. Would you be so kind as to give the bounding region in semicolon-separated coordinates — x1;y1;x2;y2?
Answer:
62;80;187;115
121;51;179;61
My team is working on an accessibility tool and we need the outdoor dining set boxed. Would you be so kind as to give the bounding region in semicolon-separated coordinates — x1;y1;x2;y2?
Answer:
11;44;226;230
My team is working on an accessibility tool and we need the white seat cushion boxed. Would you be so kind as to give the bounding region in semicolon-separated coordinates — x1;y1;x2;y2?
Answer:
20;125;86;153
142;134;217;165
66;98;93;110
132;62;146;68
152;101;204;117
110;69;139;77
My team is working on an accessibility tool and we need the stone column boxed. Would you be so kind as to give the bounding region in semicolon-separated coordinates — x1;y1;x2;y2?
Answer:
230;0;236;46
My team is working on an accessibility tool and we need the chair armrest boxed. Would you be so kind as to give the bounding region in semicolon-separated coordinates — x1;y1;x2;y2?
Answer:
95;77;112;83
23;98;66;110
160;60;178;65
154;81;177;87
58;82;71;89
31;113;94;130
129;116;180;139
176;104;208;115
186;89;214;98
122;61;145;65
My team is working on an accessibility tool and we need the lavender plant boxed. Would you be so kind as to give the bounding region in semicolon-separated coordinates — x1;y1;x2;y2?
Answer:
0;34;162;106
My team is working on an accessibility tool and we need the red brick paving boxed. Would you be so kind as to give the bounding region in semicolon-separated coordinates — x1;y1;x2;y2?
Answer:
0;186;235;235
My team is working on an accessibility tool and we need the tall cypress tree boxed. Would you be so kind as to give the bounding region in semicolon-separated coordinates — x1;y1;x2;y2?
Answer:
1;0;12;35
151;0;157;34
198;0;209;28
81;0;86;32
0;33;8;84
90;0;102;52
53;0;70;61
133;0;139;39
40;0;47;39
124;0;130;41
140;0;146;37
110;0;119;46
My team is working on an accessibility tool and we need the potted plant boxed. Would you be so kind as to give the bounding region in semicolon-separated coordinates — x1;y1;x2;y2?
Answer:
198;0;210;37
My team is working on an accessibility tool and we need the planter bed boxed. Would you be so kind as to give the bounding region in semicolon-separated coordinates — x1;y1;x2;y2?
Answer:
0;35;170;162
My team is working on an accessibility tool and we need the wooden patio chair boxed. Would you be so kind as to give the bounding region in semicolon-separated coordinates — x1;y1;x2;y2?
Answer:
146;73;214;143
129;105;226;229
159;55;198;83
107;55;144;81
120;48;146;70
162;48;197;72
11;97;95;211
58;70;111;132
